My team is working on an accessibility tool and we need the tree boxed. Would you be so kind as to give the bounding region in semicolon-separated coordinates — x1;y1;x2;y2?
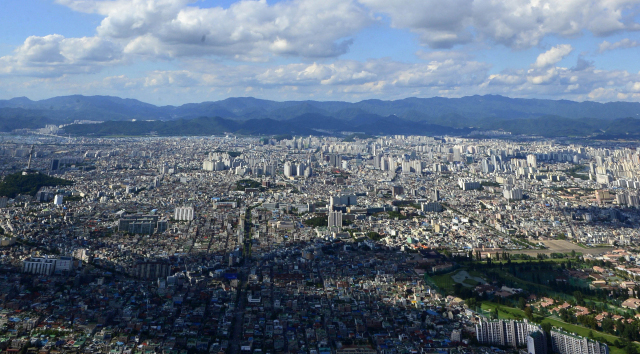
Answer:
518;297;526;310
541;322;552;334
602;318;615;334
466;298;477;309
524;306;533;320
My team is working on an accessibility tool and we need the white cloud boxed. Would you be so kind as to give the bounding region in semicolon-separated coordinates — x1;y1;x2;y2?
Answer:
358;0;475;48
1;0;640;103
527;68;559;85
56;0;372;60
532;44;573;68
416;50;474;61
598;38;640;53
5;52;640;104
360;0;640;49
0;34;122;76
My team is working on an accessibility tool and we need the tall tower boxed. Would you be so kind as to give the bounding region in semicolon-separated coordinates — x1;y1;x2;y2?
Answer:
27;145;35;170
328;210;342;228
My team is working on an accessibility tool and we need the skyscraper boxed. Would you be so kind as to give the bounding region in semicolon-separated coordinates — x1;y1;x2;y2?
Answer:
50;159;60;171
284;161;295;178
328;210;342;228
330;154;342;168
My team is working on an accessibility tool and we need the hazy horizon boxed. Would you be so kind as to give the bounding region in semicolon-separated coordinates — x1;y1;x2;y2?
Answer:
3;92;640;107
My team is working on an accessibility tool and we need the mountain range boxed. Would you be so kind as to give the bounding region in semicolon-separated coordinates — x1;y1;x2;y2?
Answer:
3;94;640;138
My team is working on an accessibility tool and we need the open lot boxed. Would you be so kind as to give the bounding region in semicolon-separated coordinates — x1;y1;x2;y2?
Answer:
506;240;611;256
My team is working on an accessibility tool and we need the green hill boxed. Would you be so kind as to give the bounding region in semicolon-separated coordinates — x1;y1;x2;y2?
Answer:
0;173;73;198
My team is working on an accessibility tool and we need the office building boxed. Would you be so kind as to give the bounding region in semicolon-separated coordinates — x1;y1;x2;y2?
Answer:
330;195;358;207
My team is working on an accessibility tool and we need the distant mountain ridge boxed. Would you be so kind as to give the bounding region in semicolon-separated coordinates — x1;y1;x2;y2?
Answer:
2;94;640;123
2;94;640;138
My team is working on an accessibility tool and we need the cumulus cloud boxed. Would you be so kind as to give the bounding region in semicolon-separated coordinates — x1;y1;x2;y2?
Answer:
56;0;371;59
5;52;640;104
480;47;640;100
1;0;639;103
360;0;640;49
0;34;122;76
598;38;640;53
130;56;640;102
532;44;573;68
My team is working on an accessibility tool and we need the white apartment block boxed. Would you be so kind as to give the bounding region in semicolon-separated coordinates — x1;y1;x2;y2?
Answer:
174;206;194;221
551;330;609;354
459;178;481;190
504;186;524;200
476;319;540;347
22;255;74;275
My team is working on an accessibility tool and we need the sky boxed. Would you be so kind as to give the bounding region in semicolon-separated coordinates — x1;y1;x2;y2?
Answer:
1;0;640;105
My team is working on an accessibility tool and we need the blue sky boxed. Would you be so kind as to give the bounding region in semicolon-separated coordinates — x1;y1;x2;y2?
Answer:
1;0;640;105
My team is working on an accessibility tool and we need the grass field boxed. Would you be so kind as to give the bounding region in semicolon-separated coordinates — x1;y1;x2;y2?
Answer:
430;269;487;292
480;302;525;320
478;258;572;264
430;271;456;293
463;278;480;286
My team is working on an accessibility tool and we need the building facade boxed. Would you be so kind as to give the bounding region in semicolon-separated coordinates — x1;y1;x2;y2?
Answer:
476;319;541;348
22;255;74;275
174;206;194;221
550;330;609;354
118;215;168;235
328;210;343;228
